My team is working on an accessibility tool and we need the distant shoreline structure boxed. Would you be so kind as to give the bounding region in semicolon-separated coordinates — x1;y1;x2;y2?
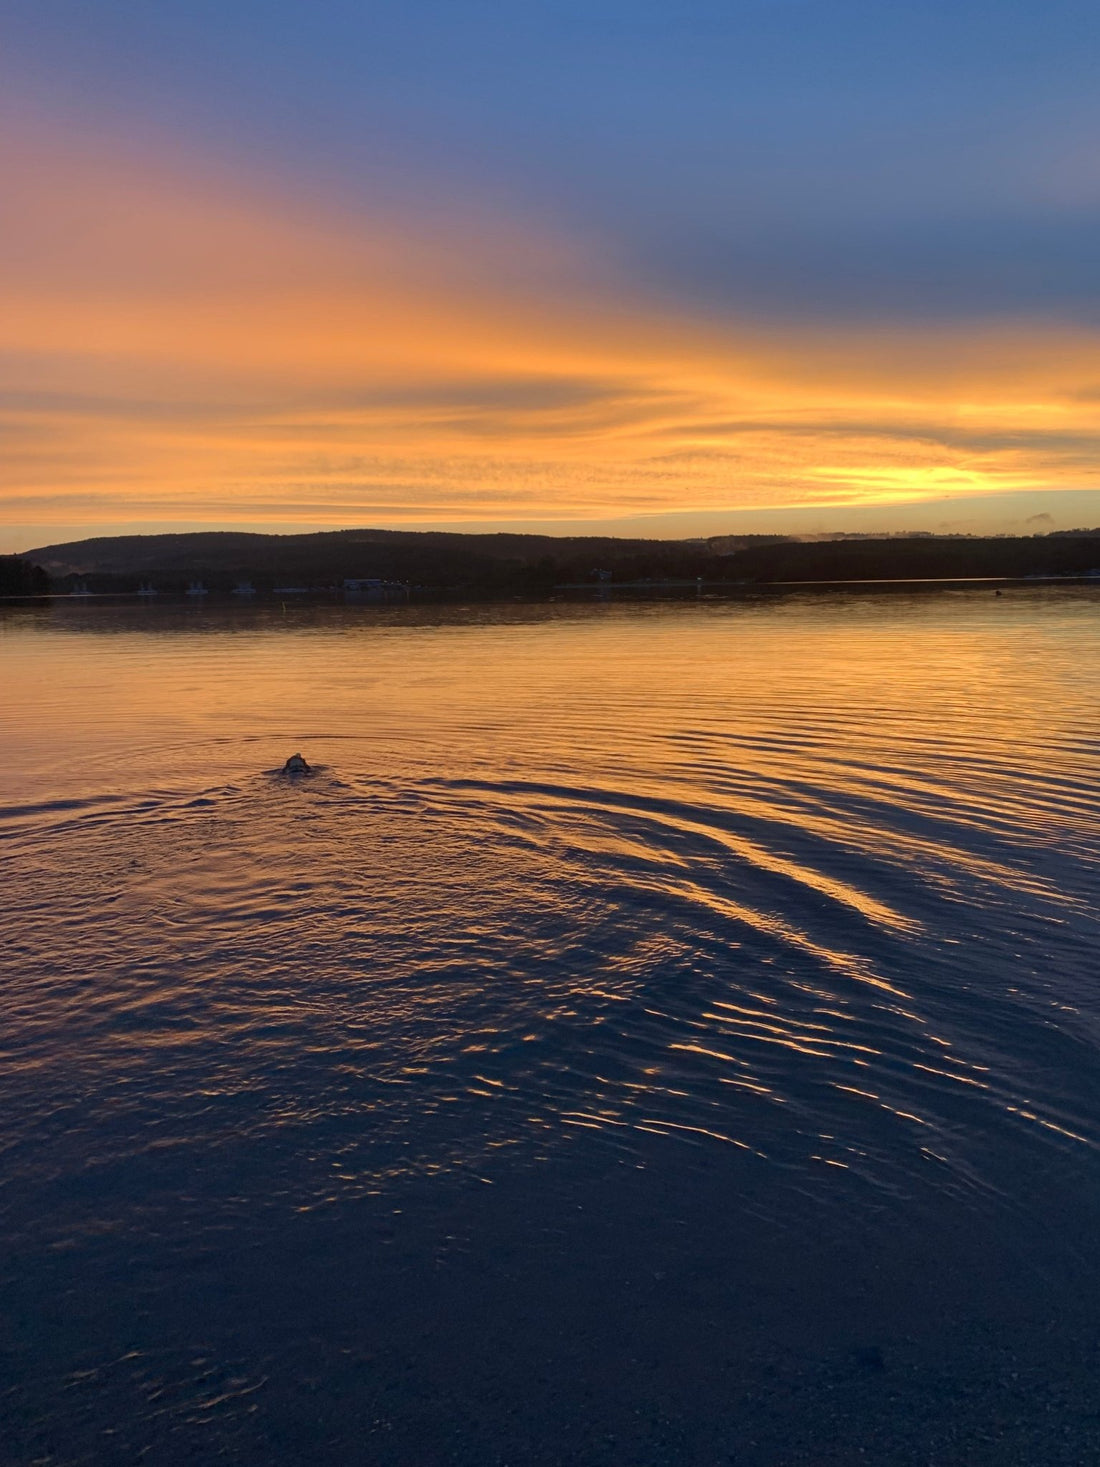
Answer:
5;573;1100;607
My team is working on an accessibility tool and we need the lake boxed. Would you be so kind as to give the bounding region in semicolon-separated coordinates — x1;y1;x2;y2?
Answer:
3;589;1099;1465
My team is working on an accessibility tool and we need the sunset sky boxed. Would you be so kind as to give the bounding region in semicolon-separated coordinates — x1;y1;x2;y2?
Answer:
4;0;1100;551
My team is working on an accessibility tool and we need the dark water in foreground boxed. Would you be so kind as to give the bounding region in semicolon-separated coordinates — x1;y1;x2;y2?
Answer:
2;590;1100;1465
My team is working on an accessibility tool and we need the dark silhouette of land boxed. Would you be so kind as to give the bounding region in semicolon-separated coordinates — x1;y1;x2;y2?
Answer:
10;526;1100;597
0;556;50;597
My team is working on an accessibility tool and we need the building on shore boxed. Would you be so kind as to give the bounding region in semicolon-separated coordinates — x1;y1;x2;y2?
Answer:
343;578;410;603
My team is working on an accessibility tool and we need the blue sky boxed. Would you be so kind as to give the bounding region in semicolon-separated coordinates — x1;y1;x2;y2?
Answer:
8;0;1099;315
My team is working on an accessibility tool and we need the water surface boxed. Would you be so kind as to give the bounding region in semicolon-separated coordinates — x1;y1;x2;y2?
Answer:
3;591;1100;1464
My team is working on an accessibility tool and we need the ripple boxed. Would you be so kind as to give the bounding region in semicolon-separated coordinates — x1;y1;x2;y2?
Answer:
2;593;1099;1260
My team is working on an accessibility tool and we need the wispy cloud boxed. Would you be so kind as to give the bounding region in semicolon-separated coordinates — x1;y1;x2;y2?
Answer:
3;114;1100;548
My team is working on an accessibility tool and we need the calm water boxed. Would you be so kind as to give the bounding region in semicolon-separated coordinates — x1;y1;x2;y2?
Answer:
3;590;1100;1465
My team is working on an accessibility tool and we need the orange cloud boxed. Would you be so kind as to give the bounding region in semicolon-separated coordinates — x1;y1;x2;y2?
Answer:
3;120;1100;543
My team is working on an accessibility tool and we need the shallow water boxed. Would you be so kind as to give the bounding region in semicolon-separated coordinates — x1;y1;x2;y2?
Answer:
3;590;1100;1464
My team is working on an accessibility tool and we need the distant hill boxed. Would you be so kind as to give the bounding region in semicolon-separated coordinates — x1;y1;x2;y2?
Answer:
14;526;1100;595
718;534;1100;583
17;527;786;595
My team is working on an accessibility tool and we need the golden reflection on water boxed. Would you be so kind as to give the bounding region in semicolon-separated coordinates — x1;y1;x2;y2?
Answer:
1;588;1099;1243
